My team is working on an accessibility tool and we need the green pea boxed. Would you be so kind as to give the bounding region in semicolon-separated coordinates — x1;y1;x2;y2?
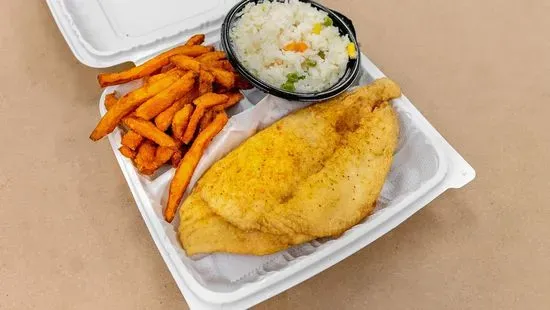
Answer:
286;72;305;82
287;72;299;82
323;16;333;26
317;50;326;59
304;58;317;67
281;81;296;92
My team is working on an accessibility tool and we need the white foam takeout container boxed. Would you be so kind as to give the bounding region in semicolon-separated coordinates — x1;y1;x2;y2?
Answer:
47;0;476;308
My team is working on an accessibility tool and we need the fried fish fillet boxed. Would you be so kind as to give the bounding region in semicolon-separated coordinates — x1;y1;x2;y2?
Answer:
178;78;401;255
179;193;314;256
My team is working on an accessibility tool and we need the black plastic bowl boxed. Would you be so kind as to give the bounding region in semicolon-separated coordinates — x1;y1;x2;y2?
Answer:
221;0;361;102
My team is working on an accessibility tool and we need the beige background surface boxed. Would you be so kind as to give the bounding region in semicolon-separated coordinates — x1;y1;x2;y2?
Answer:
1;1;549;309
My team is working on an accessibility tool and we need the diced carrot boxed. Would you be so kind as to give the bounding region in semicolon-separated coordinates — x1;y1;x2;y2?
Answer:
283;41;308;53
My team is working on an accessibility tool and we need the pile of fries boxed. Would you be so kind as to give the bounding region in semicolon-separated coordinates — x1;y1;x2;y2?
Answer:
89;34;252;223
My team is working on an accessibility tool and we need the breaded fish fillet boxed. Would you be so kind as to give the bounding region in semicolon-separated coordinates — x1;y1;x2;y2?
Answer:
179;78;401;255
179;193;314;256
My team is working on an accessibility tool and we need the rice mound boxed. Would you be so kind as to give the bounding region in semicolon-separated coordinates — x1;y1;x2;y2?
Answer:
230;0;351;93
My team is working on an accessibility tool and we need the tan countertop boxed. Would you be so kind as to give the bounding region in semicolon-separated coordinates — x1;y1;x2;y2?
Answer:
1;1;549;309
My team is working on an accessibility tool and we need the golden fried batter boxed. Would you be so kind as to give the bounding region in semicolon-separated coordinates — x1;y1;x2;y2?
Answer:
178;78;401;255
179;193;314;256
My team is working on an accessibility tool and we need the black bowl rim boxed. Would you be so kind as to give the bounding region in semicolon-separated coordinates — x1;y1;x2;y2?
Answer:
221;0;361;102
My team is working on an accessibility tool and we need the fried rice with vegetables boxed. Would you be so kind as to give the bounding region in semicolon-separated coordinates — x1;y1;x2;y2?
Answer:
230;0;356;93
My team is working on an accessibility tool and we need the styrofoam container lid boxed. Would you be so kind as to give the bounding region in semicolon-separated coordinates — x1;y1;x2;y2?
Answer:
47;0;240;67
47;1;476;308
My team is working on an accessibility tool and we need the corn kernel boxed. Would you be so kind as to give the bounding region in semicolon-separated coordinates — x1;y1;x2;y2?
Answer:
347;43;357;59
312;23;322;35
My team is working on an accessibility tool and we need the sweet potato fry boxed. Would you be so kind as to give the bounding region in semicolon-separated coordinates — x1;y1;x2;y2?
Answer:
213;84;231;94
122;117;177;148
220;60;235;72
90;70;183;141
209;67;235;89
154;88;199;131
198;70;214;95
193;92;229;108
196;51;226;62
134;141;157;175
179;93;227;143
199;110;214;132
172;104;194;141
181;105;205;144
97;45;212;87
211;92;244;112
143;68;175;86
171;149;183;168
119;146;136;159
121;130;144;150
155;146;176;165
160;63;176;73
171;55;201;73
136;145;176;174
171;55;235;88
184;34;205;46
142;75;151;85
205;61;222;69
165;112;229;222
235;74;254;90
134;71;197;120
104;92;118;110
156;69;180;80
208;60;235;72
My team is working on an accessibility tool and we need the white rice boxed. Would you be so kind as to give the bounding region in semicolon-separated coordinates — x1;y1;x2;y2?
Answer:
230;0;351;93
